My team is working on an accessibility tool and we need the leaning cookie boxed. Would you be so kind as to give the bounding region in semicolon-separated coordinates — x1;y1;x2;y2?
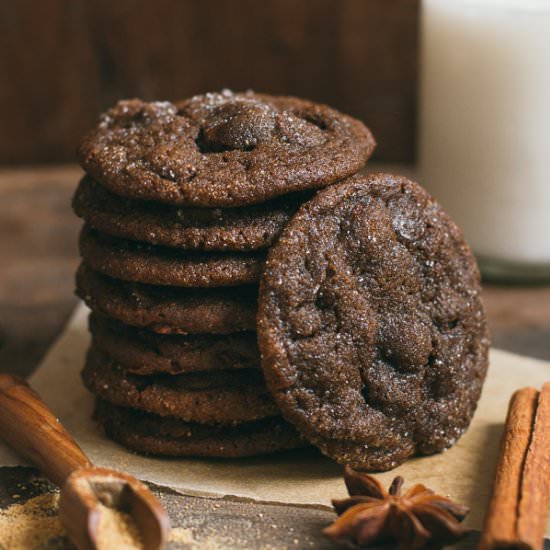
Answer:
94;400;308;458
76;264;257;334
258;173;490;471
79;226;265;287
73;176;308;251
82;347;278;425
89;314;260;375
78;91;375;207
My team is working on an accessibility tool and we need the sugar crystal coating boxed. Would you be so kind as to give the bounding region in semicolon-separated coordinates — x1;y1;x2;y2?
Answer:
83;347;278;424
79;226;265;288
94;399;307;458
78;91;375;207
89;314;260;376
258;173;490;471
72;176;308;251
76;264;257;334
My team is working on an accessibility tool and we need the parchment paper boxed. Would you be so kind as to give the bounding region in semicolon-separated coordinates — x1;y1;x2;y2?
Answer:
1;303;549;533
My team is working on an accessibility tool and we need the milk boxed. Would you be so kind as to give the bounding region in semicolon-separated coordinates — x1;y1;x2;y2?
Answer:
419;0;550;280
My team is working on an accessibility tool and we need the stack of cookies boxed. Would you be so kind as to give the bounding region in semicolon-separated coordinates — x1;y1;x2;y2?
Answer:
73;91;376;458
74;91;490;470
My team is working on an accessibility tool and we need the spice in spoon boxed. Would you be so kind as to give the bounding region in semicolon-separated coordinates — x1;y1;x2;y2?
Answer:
95;503;144;550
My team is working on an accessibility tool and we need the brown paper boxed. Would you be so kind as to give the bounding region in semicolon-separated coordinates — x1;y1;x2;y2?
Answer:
1;304;549;533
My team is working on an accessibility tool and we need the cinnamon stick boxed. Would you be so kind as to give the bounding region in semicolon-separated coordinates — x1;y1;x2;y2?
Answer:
517;383;550;549
479;384;550;550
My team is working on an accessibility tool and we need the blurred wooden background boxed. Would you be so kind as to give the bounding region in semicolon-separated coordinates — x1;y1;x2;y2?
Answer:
0;0;418;165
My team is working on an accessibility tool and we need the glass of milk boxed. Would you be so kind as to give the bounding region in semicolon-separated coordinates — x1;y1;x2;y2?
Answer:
419;0;550;282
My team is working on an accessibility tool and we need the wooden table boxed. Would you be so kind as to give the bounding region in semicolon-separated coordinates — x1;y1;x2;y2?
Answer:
1;165;549;548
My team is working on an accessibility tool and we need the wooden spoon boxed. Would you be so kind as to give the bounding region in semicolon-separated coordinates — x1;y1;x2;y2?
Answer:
0;373;170;550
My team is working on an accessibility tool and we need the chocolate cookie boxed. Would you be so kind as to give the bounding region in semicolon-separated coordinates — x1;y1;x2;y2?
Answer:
89;313;260;375
78;91;375;207
76;264;257;334
258;173;489;471
73;176;307;251
79;226;264;287
83;347;278;424
94;400;307;458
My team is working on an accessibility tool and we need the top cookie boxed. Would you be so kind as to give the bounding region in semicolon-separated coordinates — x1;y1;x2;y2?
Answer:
258;173;489;471
78;91;375;207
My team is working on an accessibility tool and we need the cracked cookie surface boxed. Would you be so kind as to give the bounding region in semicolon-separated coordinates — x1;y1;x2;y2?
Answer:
258;173;489;471
78;91;375;207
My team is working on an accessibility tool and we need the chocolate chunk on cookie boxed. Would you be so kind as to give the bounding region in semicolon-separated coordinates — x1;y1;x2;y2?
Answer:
94;400;307;458
83;347;278;424
258;173;489;471
78;91;375;207
76;263;257;334
89;313;260;375
79;226;264;287
73;176;307;251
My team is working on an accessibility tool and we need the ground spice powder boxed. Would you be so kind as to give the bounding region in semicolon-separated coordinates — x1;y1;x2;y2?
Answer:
0;490;202;549
0;493;148;550
0;493;65;549
95;503;143;549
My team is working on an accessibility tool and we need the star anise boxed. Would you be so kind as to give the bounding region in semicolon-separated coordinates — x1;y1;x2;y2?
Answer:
323;466;470;549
